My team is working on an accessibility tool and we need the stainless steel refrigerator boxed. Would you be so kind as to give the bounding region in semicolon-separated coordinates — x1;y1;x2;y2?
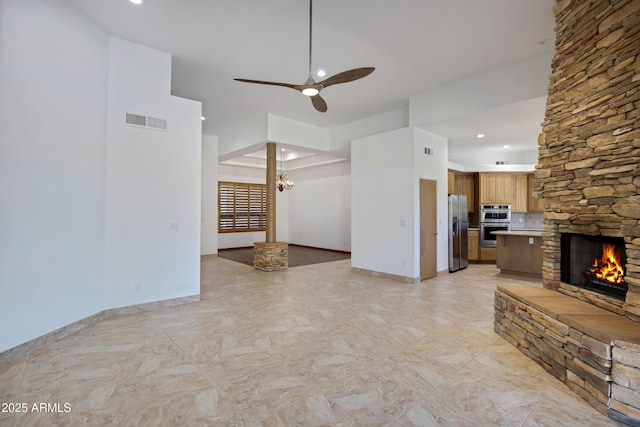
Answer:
448;194;469;272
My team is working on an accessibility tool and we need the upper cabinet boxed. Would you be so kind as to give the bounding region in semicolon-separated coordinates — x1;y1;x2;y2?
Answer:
479;173;509;204
447;170;456;195
479;172;528;212
454;173;475;213
511;174;528;213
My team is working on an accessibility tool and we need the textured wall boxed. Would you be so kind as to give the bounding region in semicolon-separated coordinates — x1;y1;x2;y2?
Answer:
537;0;640;320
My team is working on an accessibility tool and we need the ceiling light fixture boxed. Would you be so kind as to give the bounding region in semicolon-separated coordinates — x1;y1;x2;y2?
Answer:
201;116;206;121
503;144;510;148
276;148;294;192
301;87;319;97
317;69;326;77
129;0;142;4
477;134;485;138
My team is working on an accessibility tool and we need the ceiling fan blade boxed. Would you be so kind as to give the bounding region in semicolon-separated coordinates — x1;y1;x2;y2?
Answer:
319;67;375;88
234;78;298;90
311;94;327;112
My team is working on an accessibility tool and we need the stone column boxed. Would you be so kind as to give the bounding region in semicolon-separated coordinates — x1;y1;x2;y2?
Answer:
254;142;288;271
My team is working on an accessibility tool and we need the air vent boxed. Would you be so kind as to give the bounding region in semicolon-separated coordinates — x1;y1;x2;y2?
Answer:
424;147;433;155
495;160;508;165
125;113;167;131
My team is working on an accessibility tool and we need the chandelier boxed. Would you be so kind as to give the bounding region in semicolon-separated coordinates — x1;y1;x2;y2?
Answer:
276;148;294;192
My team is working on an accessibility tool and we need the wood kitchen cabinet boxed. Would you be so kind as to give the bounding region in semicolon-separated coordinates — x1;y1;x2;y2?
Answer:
468;229;479;261
448;171;456;194
479;173;511;204
511;174;528;213
454;173;475;213
479;173;496;204
480;246;496;262
528;173;544;212
479;172;528;211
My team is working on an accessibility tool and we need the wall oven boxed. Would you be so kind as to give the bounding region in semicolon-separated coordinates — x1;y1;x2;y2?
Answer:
480;223;511;247
480;204;511;247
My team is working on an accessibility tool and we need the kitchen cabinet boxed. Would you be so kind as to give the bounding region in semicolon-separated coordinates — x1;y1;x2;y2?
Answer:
479;173;495;204
511;174;528;213
480;246;496;262
448;171;455;194
495;231;543;278
479;173;511;204
454;173;475;213
468;229;479;261
479;172;528;211
528;173;544;212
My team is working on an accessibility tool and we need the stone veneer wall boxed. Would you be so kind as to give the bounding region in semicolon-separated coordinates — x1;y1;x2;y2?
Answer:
535;0;640;321
611;339;640;424
253;242;288;271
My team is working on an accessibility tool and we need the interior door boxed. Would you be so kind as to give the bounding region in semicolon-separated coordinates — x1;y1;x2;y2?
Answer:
420;179;438;280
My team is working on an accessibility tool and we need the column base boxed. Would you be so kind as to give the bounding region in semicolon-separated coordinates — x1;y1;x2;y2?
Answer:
253;242;289;271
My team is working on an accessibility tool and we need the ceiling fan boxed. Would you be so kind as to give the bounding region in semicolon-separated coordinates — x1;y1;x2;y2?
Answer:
234;0;375;113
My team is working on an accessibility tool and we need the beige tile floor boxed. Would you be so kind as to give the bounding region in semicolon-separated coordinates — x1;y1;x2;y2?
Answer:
0;258;620;426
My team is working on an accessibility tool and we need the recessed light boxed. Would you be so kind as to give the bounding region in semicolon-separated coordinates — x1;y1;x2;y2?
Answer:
201;116;206;121
130;0;142;4
317;69;326;77
503;145;510;148
476;134;485;138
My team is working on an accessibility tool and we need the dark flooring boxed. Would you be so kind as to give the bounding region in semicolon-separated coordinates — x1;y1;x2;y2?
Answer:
217;244;351;268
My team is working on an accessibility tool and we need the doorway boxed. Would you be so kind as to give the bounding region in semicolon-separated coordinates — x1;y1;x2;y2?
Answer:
420;179;437;280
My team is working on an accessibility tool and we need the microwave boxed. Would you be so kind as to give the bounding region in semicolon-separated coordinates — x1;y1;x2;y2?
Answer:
480;204;511;223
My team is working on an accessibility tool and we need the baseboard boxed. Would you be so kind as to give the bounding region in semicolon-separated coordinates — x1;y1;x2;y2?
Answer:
288;243;351;254
218;244;351;255
0;294;200;365
351;267;419;283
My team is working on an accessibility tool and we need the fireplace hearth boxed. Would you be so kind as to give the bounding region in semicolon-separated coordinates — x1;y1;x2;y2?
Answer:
560;233;627;300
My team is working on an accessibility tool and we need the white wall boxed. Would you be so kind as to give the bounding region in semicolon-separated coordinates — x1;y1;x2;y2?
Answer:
351;128;417;278
0;1;202;354
267;114;330;151
0;0;108;352
330;107;409;153
412;128;449;274
201;134;218;255
103;37;202;309
217;115;268;158
351;127;449;279
409;53;553;127
288;162;351;252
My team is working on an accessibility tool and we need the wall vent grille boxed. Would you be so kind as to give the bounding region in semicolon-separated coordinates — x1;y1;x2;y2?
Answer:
125;113;167;131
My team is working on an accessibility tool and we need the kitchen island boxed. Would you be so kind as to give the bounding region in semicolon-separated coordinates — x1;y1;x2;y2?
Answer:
493;230;543;278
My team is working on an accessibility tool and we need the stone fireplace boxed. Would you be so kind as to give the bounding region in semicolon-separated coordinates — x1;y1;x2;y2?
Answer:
502;0;640;423
534;0;640;322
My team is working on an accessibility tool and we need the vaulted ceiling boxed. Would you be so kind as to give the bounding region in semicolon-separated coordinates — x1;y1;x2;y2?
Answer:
68;0;556;161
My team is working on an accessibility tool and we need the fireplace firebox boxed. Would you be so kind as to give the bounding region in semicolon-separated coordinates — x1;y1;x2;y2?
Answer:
560;233;627;300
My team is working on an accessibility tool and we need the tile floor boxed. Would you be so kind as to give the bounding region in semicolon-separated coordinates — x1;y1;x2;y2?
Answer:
0;258;620;426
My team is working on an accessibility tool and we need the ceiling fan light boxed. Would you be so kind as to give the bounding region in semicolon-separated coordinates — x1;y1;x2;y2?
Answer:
302;87;319;97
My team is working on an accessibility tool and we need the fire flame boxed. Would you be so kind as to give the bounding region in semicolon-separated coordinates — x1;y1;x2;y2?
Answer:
586;243;624;284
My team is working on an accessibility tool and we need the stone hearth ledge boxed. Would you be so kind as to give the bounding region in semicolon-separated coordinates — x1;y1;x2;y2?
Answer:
495;284;640;422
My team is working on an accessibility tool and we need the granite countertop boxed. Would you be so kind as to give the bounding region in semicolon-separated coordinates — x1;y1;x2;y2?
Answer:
492;229;543;237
